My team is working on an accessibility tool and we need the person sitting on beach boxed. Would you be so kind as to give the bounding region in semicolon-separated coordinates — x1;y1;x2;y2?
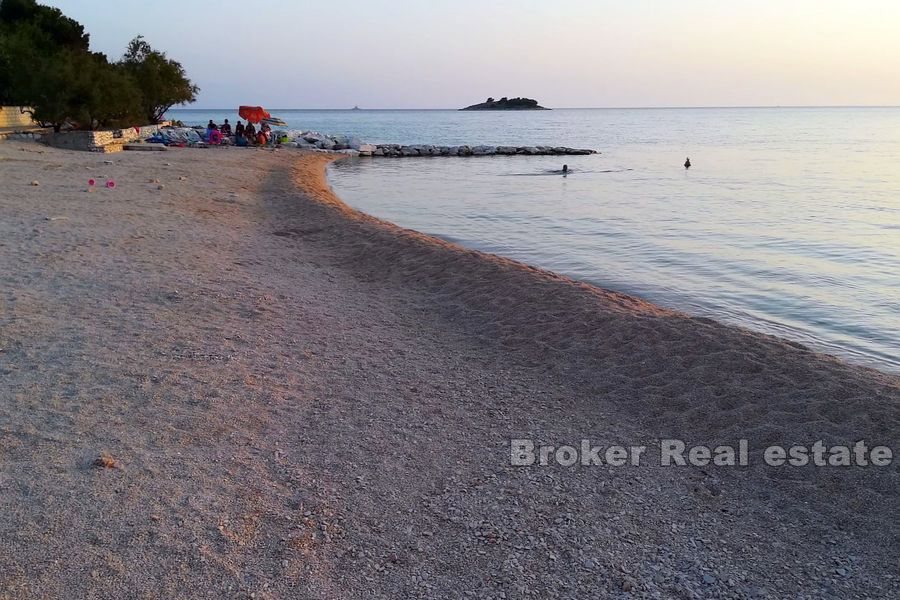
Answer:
256;130;268;146
260;123;272;144
220;119;232;136
245;122;256;140
235;121;245;138
205;120;219;142
235;132;248;147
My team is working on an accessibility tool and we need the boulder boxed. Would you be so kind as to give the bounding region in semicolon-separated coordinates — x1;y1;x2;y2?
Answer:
472;145;496;155
496;146;518;155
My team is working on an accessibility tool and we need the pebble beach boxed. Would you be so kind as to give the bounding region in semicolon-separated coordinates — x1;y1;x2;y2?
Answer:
0;143;898;599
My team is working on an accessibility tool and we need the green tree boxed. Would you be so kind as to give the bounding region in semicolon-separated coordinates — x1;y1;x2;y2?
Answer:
1;2;196;130
0;0;90;106
24;48;82;130
120;35;198;124
0;0;143;129
0;0;88;52
72;53;142;129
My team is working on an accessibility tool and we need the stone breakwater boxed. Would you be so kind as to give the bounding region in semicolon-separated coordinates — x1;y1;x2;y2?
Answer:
284;131;597;157
366;144;596;157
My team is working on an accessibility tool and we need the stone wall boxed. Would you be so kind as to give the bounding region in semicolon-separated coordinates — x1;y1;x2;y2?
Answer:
41;123;170;152
0;130;47;143
0;107;171;152
0;106;36;129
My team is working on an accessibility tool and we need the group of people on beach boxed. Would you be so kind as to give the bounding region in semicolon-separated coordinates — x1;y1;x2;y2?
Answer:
206;119;271;147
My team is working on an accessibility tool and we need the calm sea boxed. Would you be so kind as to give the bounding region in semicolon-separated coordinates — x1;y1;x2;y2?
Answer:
169;108;900;373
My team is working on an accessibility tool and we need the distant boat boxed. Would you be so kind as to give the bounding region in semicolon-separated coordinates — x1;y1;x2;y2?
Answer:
351;105;362;111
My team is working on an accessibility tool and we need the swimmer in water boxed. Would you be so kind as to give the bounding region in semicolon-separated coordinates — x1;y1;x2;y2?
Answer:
562;164;569;175
684;157;691;169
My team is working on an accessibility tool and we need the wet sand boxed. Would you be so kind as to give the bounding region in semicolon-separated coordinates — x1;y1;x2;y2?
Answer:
0;144;897;599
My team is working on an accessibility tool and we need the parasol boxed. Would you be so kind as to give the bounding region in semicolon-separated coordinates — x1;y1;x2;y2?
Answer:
261;116;288;127
238;105;271;124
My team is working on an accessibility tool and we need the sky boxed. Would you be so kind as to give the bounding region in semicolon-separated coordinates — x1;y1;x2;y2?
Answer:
42;0;900;109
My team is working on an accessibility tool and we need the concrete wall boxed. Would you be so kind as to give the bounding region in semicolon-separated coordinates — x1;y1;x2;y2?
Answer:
0;106;37;129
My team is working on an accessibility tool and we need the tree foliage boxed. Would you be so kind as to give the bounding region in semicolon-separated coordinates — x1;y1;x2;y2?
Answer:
0;0;88;52
120;35;198;124
0;0;197;130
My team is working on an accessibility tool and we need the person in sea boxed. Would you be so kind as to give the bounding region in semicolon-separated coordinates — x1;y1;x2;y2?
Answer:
684;157;691;169
220;119;232;136
562;164;568;174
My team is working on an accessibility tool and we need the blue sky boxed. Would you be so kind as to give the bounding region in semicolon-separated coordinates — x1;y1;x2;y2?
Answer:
43;0;900;109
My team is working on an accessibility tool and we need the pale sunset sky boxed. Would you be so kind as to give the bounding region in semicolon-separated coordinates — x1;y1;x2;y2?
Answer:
44;0;900;109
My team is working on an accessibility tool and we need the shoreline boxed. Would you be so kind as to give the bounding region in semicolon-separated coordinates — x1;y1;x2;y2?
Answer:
1;144;897;598
322;153;899;375
314;153;896;380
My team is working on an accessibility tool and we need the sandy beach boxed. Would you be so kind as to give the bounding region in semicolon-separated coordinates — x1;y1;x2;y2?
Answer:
1;143;898;599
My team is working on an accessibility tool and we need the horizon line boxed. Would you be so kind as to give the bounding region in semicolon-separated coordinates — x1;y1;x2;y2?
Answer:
174;104;900;111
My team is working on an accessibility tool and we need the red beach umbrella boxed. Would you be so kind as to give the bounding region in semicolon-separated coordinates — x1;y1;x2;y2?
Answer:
238;106;271;124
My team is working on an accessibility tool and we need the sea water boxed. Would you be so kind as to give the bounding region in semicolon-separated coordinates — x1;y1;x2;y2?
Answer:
169;108;900;372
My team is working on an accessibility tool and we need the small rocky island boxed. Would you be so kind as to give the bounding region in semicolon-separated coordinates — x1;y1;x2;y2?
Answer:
460;97;549;111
